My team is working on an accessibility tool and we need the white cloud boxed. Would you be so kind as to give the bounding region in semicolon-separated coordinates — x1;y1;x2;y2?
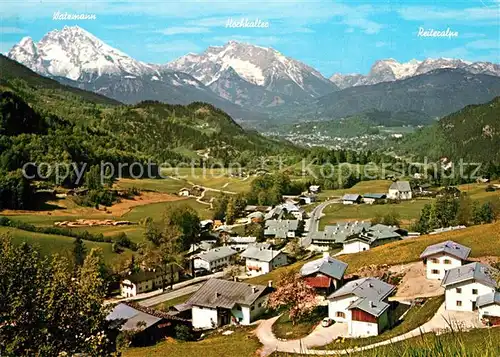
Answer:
158;27;210;36
0;27;25;34
105;24;141;30
375;41;388;48
1;1;383;35
145;40;201;54
209;35;281;47
461;32;487;39
398;6;499;24
466;39;499;49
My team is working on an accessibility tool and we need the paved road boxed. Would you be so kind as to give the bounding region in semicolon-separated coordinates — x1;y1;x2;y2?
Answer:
138;283;202;307
137;271;225;307
301;199;339;248
255;302;483;356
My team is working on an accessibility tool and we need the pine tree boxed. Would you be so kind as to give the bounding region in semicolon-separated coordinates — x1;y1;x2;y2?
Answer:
73;236;87;267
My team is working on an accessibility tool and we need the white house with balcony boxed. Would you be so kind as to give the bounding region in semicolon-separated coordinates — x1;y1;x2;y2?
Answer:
327;277;395;337
193;246;238;272
187;279;273;329
441;262;498;312
240;246;287;276
420;240;471;280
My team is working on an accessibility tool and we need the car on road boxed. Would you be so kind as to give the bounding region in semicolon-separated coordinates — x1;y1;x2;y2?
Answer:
321;317;334;327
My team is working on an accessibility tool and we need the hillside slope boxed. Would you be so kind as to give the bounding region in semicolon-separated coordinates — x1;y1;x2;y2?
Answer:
317;69;500;120
392;96;500;163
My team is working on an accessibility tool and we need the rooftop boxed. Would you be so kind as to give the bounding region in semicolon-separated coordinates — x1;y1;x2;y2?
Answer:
389;180;411;192
441;262;498;288
342;194;361;201
476;291;500;308
300;255;348;280
328;277;395;303
241;247;284;262
195;246;238;262
420;240;471;261
186;279;271;309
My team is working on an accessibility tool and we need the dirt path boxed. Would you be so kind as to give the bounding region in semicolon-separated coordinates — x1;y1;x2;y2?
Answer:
390;262;444;300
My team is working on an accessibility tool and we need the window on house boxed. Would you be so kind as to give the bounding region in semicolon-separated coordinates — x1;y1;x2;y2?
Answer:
236;306;242;311
258;303;262;308
472;289;478;295
444;259;452;264
336;311;346;318
456;288;462;294
456;301;462;307
431;269;440;274
251;306;255;311
431;258;439;263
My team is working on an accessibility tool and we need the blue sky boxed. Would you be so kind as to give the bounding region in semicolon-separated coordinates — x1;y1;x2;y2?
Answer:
1;0;498;76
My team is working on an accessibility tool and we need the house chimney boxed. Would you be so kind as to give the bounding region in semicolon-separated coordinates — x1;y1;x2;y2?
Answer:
268;280;273;288
252;286;257;294
369;301;374;308
233;276;239;282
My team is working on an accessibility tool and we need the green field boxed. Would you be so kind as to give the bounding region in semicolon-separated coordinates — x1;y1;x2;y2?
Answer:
318;180;393;200
161;167;254;193
115;178;189;193
122;198;213;221
339;221;500;274
0;226;130;262
123;326;261;357
319;198;432;228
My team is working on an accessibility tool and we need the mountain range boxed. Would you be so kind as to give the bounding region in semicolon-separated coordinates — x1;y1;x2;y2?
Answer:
330;58;500;89
7;25;500;126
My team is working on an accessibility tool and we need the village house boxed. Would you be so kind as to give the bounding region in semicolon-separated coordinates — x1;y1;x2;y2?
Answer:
309;185;321;194
265;202;306;221
387;180;412;200
187;279;273;329
342;226;403;254
241;246;288;276
244;205;272;214
298;194;317;205
178;187;191;197
300;253;348;295
120;266;182;297
327;277;396;337
309;221;371;251
225;236;258;252
193;246;238;272
107;302;190;346
362;193;387;205
342;194;362;205
441;262;498;312
420;240;471;280
477;291;500;325
264;219;299;239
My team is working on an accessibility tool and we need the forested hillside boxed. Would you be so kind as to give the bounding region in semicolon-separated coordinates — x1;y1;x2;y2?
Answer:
392;97;500;166
0;56;300;209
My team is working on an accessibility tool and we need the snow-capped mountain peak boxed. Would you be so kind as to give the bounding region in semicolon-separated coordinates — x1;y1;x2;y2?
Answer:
330;57;500;89
166;41;338;99
8;25;153;81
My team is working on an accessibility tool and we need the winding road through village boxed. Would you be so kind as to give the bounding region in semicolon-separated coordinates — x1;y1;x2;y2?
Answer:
255;303;484;356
